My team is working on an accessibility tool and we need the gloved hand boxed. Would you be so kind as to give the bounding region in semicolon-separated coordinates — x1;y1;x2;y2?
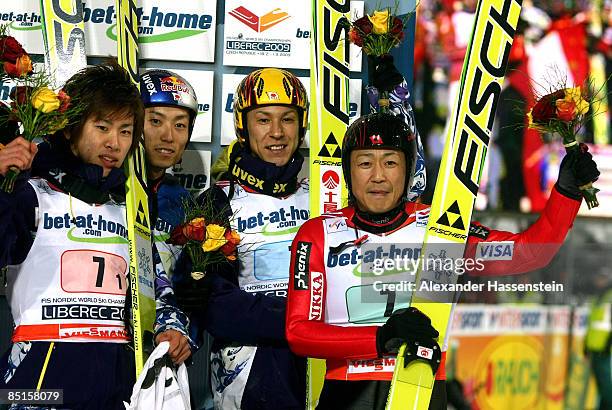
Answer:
368;54;404;93
173;273;213;314
555;143;600;200
376;307;439;356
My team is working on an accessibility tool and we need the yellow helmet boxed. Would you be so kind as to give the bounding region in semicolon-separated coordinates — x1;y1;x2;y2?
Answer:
233;68;309;145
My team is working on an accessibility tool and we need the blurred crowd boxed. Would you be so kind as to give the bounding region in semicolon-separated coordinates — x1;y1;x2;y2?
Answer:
411;0;612;212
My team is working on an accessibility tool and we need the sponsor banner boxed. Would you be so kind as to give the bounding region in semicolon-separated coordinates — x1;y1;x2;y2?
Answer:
170;149;211;197
1;0;216;62
448;305;575;410
223;0;363;71
221;74;361;146
141;67;213;142
450;305;547;336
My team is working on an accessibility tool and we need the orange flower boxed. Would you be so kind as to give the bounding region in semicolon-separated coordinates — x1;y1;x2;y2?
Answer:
220;230;241;259
349;28;364;47
4;54;32;77
183;217;206;241
555;99;576;121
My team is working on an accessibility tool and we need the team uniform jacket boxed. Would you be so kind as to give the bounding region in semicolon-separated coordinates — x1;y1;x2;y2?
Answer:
286;187;580;382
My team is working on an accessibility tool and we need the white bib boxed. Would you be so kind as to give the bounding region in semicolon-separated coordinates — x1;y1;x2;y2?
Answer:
222;180;310;298
6;179;130;342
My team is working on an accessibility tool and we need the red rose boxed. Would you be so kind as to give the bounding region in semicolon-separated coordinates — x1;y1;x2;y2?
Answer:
10;86;32;105
390;17;403;35
354;16;373;36
349;28;364;47
167;224;189;246
0;36;27;64
4;54;32;77
530;90;565;123
57;90;71;113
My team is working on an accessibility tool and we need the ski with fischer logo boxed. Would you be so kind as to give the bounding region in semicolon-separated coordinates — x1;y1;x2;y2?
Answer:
385;0;523;408
308;0;351;407
115;0;156;377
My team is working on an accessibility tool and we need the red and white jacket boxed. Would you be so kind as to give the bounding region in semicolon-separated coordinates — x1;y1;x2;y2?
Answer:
286;188;580;382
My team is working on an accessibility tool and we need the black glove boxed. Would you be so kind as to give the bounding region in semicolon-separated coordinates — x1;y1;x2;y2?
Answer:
555;143;600;200
173;273;213;314
376;307;439;356
368;54;404;93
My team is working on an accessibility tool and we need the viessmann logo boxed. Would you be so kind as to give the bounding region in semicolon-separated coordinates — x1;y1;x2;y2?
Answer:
229;6;290;32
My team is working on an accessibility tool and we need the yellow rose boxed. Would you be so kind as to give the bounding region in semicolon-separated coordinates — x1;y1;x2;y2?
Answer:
202;224;228;252
368;9;390;34
564;86;589;116
31;87;60;113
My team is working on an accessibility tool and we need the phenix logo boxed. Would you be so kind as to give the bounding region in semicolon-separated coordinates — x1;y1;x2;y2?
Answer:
229;6;290;33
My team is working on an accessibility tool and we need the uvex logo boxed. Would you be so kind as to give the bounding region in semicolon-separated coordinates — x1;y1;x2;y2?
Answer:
229;6;290;33
231;163;288;194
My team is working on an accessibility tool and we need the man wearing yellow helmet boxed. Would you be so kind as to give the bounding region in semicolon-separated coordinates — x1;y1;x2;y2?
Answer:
173;68;309;409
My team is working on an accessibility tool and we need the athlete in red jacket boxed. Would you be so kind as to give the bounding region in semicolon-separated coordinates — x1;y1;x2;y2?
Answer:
285;112;599;409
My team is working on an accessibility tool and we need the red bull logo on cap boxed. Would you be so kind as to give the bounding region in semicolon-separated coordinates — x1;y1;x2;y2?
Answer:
160;76;190;94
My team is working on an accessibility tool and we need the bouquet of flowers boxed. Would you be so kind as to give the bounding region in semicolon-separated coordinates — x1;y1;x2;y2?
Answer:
167;197;241;278
345;6;411;111
527;85;599;208
0;25;82;193
0;71;81;192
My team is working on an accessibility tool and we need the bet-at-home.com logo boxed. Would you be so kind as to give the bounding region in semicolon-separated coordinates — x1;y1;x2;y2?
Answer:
8;3;213;43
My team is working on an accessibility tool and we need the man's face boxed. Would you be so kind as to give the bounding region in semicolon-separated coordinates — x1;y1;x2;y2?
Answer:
144;106;190;179
350;149;406;214
69;113;134;177
246;105;300;167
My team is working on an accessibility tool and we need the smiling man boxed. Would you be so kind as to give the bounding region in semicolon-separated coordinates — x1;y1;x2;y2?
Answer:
0;62;149;409
173;68;310;409
285;112;600;410
139;69;199;365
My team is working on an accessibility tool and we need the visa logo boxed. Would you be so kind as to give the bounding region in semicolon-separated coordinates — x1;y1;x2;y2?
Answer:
476;241;514;260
